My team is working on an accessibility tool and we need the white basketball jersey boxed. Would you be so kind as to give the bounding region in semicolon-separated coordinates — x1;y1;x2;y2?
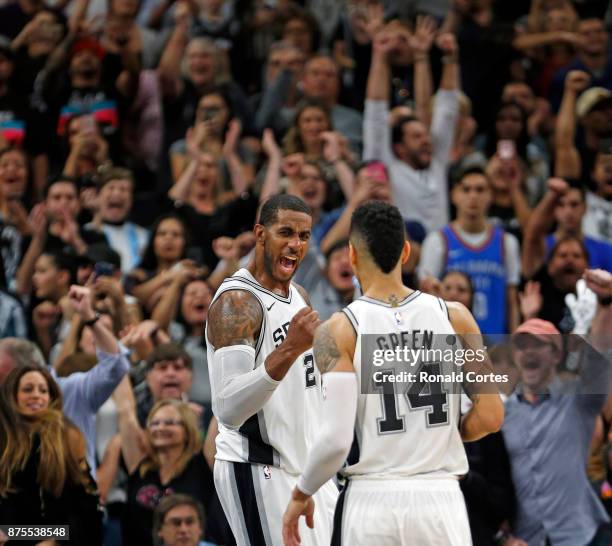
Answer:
340;291;468;480
206;269;324;475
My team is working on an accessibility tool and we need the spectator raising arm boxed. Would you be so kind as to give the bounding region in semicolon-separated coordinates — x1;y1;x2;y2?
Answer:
522;178;569;278
555;71;589;179
409;16;437;126
115;374;148;474
157;1;191;98
15;204;47;296
259;129;283;204
363;31;394;164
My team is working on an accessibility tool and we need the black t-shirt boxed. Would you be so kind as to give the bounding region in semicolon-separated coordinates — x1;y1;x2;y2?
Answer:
488;204;523;242
528;266;575;333
12;48;47;97
158;193;258;270
123;452;233;546
44;226;108;256
0;435;102;546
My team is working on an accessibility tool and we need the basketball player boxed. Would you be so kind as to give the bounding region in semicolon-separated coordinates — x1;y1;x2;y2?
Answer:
282;201;504;545
206;194;338;546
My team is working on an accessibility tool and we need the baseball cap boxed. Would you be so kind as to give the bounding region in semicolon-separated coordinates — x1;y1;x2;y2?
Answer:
576;87;612;119
70;37;105;60
513;319;562;351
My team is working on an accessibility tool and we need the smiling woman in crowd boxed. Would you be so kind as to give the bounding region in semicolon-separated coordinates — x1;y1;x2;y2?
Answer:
0;365;102;545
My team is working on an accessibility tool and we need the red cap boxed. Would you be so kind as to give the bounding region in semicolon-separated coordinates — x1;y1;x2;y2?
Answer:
514;319;562;350
70;38;105;60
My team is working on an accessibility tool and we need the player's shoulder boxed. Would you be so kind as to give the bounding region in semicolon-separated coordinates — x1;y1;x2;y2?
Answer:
291;282;311;307
444;300;480;335
207;288;264;348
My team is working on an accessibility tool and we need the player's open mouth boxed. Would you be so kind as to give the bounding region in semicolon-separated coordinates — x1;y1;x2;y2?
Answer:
279;255;298;274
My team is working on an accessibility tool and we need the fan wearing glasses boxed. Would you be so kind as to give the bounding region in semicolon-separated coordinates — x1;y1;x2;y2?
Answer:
153;494;216;546
114;382;232;546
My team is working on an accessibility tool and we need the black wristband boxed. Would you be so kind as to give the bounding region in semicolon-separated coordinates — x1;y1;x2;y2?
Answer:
82;312;101;327
599;296;612;307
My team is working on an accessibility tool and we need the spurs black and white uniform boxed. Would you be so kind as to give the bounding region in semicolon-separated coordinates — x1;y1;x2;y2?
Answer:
206;268;338;546
332;291;472;546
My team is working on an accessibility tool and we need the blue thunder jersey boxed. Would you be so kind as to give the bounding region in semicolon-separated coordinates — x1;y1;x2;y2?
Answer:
442;225;507;334
205;269;325;475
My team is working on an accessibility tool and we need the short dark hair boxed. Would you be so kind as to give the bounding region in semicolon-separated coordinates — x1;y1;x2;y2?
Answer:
153;494;205;546
350;201;405;273
562;178;586;201
95;165;134;190
145;343;193;372
259;194;311;227
324;238;349;261
43;251;77;285
391;115;421;146
453;166;490;188
44;176;78;198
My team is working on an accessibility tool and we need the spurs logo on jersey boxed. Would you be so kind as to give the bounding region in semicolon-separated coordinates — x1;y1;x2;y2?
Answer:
206;269;324;475
341;291;469;479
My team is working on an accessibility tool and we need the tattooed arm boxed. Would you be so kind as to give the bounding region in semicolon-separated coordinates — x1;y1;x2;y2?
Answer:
207;290;321;428
313;312;357;374
207;290;264;348
447;301;505;441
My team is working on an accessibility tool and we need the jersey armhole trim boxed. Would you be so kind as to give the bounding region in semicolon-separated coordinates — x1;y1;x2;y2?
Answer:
342;307;359;336
437;297;450;321
209;287;267;363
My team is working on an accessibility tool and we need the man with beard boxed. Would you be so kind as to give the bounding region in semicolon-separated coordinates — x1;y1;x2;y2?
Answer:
501;278;612;546
364;28;460;233
205;194;338;545
521;236;589;333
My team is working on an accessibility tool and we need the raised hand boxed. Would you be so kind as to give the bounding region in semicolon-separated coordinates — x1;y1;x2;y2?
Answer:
213;236;239;263
262;129;282;160
436;32;458;57
223;118;242;156
321;131;341;163
29;203;48;240
409;15;437;55
547;177;570;197
564;70;590;93
68;285;95;320
519;281;542;320
583;268;612;300
565;279;598;335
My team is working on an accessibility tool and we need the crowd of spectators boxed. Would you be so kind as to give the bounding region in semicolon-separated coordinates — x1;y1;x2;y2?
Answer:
0;0;612;545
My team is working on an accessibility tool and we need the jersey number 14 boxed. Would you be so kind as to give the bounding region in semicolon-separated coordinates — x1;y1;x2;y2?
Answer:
375;365;449;432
